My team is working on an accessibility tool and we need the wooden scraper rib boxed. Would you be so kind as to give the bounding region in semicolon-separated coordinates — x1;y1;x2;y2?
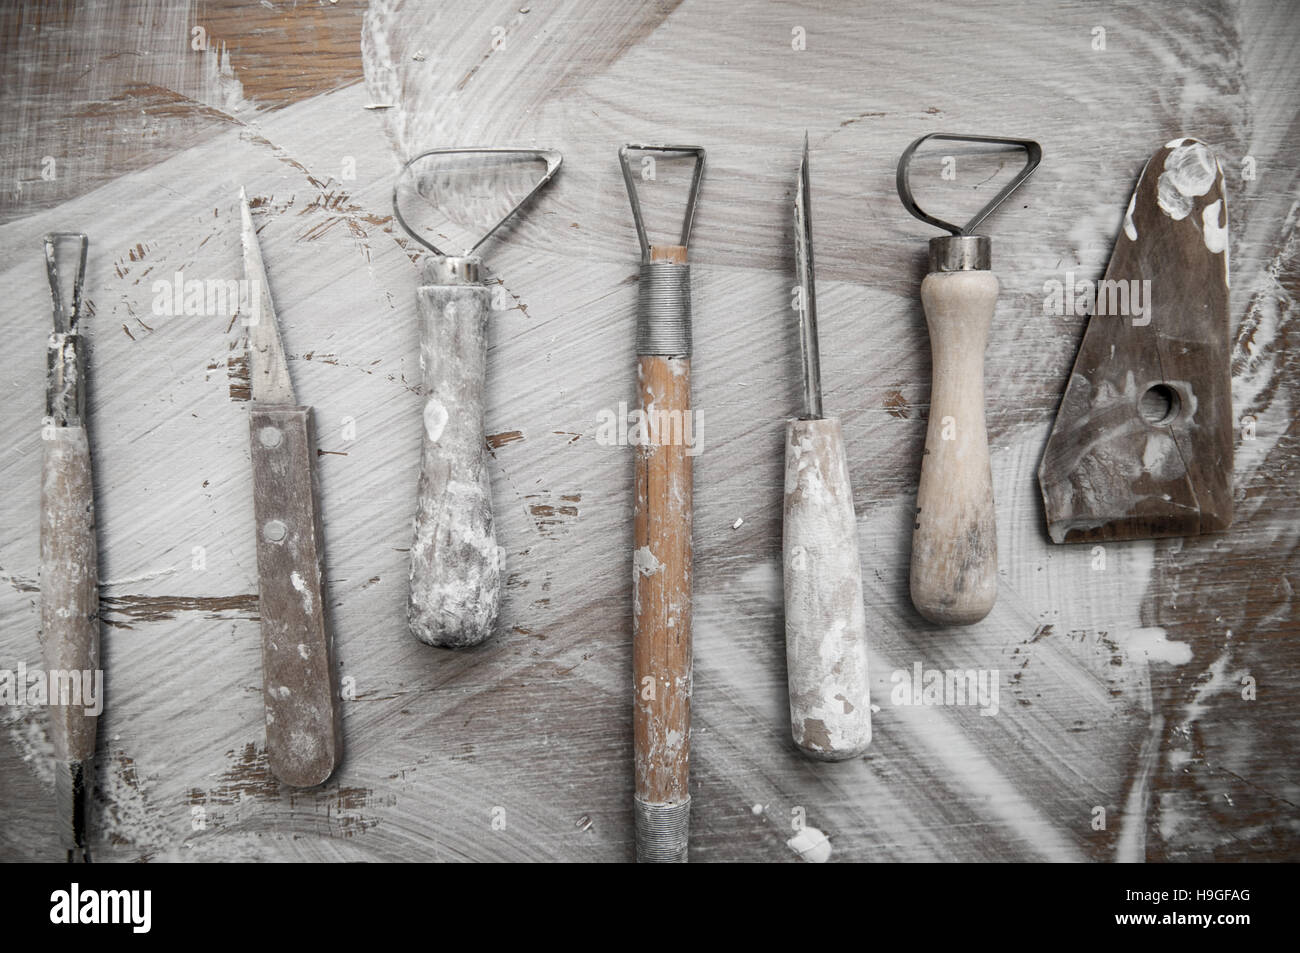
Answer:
1039;138;1233;543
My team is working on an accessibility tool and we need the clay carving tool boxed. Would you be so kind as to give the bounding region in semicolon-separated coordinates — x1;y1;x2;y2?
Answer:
1039;138;1232;542
620;143;704;863
896;133;1041;625
784;137;872;760
41;232;99;861
240;189;342;787
392;147;562;648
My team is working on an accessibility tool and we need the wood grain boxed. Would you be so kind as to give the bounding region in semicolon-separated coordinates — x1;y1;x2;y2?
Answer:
0;0;1296;863
632;354;693;852
910;268;1000;625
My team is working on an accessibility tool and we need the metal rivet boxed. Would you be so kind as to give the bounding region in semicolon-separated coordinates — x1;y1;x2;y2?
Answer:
258;426;283;448
263;520;287;542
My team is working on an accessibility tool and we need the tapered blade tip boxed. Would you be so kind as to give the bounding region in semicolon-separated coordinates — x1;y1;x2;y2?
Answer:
798;137;811;200
238;187;255;241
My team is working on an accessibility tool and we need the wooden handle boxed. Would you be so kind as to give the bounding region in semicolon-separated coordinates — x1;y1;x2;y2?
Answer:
40;426;100;763
250;404;343;787
633;353;692;861
783;417;871;760
911;270;999;625
408;282;503;648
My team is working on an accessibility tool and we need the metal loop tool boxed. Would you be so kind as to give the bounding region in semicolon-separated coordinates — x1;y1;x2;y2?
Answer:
392;147;562;258
620;142;705;863
618;143;705;263
896;133;1042;238
619;145;705;359
895;132;1043;625
44;233;90;426
40;231;99;861
392;146;563;650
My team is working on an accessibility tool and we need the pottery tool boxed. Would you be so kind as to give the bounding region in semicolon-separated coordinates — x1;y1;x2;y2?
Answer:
240;189;342;787
621;143;704;863
896;133;1041;625
392;147;562;648
783;136;871;760
1039;138;1232;542
41;232;99;861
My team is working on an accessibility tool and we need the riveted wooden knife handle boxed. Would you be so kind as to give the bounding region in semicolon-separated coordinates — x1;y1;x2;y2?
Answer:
783;416;871;760
911;270;999;625
250;404;342;787
408;277;502;648
40;425;100;764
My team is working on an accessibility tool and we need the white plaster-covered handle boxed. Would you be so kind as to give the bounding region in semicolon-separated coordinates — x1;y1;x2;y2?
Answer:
911;269;999;625
40;426;100;764
408;281;503;648
783;417;871;760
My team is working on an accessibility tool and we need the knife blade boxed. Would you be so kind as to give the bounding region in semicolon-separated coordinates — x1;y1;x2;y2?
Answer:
240;189;342;788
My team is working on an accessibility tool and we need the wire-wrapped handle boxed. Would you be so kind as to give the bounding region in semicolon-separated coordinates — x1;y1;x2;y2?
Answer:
632;245;693;863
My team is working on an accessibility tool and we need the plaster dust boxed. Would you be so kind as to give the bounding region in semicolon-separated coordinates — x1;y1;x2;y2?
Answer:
786;825;832;863
1156;140;1218;221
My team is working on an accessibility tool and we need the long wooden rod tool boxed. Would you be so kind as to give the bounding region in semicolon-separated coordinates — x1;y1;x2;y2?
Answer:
896;133;1041;625
392;148;562;648
784;137;871;760
621;143;704;863
241;189;342;787
41;232;98;861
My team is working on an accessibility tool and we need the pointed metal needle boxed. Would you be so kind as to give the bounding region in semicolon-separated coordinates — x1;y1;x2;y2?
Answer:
239;188;296;405
795;133;823;420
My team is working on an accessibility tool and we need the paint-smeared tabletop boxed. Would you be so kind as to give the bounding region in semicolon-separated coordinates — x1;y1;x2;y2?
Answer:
1;0;1297;862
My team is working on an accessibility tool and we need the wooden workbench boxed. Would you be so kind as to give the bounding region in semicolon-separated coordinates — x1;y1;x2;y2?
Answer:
1;0;1296;862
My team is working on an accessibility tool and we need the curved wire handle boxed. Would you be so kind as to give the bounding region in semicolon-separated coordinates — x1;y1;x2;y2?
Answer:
392;147;562;257
618;144;706;263
897;133;1042;236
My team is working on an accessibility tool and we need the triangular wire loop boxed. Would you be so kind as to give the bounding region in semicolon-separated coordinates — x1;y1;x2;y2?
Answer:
896;133;1041;236
393;147;563;257
618;144;706;263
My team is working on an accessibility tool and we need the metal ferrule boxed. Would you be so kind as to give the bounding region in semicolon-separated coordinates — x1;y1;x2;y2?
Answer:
636;262;692;357
422;255;481;287
929;235;991;273
46;332;86;427
634;796;690;863
54;759;93;862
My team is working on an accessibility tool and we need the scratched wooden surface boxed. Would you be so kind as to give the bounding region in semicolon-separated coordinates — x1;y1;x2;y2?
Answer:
1;0;1297;862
